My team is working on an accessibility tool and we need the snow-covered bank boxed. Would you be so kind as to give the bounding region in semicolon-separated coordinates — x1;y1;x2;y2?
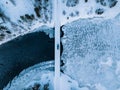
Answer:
4;61;84;90
3;61;54;90
60;0;120;25
0;0;54;45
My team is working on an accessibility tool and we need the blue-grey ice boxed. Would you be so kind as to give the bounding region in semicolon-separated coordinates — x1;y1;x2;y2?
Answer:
61;17;120;90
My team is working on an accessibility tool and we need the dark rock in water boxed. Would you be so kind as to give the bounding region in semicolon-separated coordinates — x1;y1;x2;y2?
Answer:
0;31;54;89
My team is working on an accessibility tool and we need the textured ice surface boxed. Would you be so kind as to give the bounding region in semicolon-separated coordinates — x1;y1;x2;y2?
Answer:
61;17;120;90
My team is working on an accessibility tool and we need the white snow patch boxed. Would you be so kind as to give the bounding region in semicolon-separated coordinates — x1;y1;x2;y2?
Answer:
0;0;54;45
100;57;113;67
116;61;120;75
95;83;107;90
60;0;120;25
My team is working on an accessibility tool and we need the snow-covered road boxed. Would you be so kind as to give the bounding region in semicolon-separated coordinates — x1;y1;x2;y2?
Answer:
54;0;61;89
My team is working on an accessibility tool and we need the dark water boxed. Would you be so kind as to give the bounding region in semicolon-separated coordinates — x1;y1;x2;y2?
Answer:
0;31;54;89
60;25;64;55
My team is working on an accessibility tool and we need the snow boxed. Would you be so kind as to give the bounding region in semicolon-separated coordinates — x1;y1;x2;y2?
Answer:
95;83;107;90
0;0;34;23
1;0;120;90
100;57;113;67
116;61;120;75
61;17;120;90
60;0;120;25
4;61;84;90
0;0;120;45
0;0;54;45
31;25;54;38
53;0;61;89
0;17;3;24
